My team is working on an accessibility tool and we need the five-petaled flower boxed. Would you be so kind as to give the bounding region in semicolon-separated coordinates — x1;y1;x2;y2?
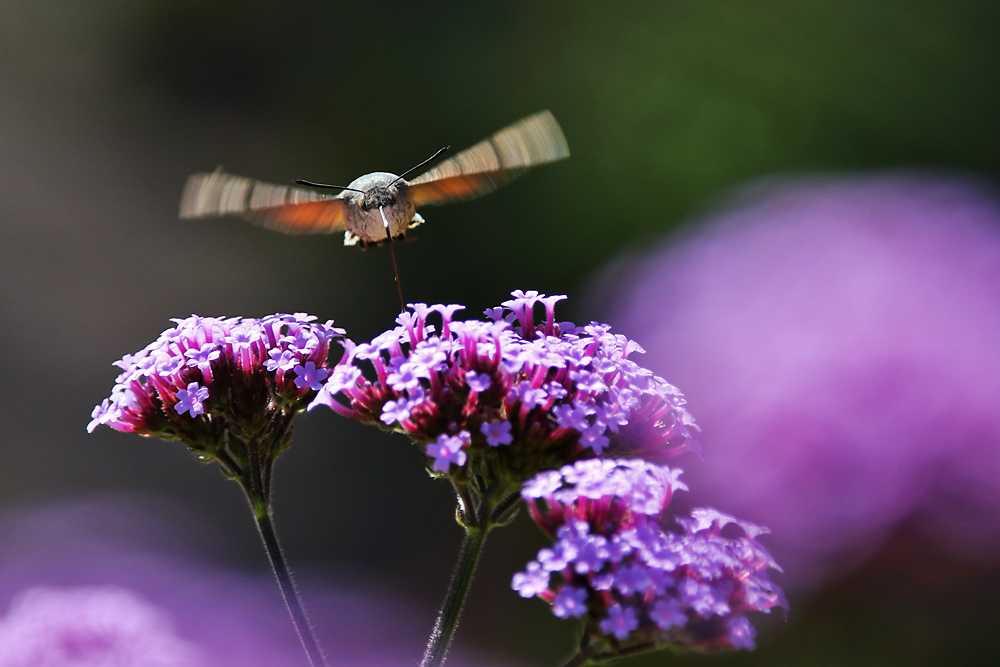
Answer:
174;382;208;417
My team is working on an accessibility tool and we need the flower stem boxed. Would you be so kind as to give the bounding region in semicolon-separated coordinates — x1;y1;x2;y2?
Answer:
243;450;328;667
420;524;489;667
561;640;665;667
560;653;592;667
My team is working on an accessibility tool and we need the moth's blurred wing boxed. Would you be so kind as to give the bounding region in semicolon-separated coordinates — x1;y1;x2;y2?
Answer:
407;110;569;207
179;170;348;234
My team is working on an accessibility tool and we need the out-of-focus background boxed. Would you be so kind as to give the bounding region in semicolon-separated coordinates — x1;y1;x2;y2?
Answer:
1;1;998;664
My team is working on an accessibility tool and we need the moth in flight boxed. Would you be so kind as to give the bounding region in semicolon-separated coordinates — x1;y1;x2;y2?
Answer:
179;110;569;247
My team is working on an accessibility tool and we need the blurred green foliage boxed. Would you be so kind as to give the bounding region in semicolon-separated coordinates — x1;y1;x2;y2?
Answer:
119;0;999;320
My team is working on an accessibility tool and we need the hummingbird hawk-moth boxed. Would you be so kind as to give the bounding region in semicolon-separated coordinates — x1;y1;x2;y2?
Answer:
179;111;569;246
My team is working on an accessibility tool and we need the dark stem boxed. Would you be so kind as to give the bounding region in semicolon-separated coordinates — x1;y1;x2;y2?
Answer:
244;451;328;667
593;641;661;662
419;524;489;667
560;633;595;667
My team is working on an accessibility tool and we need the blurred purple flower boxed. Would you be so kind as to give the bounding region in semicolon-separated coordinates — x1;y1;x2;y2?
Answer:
0;586;205;666
593;174;1000;586
0;496;521;667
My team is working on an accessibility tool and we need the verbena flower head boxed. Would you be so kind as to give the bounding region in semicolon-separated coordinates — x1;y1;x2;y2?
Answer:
514;459;785;654
88;314;344;467
594;175;1000;582
0;586;205;666
308;291;698;485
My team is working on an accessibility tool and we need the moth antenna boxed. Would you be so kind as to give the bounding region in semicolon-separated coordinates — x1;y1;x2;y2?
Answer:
379;206;406;313
294;179;365;194
389;146;450;187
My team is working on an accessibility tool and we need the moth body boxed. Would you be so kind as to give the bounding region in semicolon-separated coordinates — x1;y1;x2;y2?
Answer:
179;110;568;245
338;172;420;246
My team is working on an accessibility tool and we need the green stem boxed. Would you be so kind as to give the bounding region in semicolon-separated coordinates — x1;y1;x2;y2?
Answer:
561;640;665;667
420;524;489;667
560;633;596;667
244;450;328;667
560;653;593;667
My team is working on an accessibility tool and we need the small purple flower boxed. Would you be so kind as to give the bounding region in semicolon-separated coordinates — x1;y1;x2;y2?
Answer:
283;331;318;354
552;586;589;618
511;561;550;598
600;604;639;640
521;387;548;408
465;370;491;393
569;369;607;394
174;382;209;417
480;420;513;447
184;344;220;370
387;363;423;392
614;563;653;596
553;402;594;432
380;398;414;425
265;348;297;372
727;616;757;650
521;470;563;498
326;365;362;393
425;433;469;472
537;543;575;572
650;598;687;630
293;362;329;391
157;355;185;376
226;326;261;351
572;535;609;574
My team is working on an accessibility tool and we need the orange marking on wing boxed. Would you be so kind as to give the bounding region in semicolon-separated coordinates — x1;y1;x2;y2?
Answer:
252;200;348;234
179;170;347;235
408;172;521;207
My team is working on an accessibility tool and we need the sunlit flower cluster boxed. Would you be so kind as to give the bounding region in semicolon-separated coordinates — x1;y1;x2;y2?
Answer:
88;314;344;460
308;291;699;481
514;459;785;652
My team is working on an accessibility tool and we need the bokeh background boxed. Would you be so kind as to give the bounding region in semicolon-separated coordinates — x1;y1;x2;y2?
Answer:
1;1;998;664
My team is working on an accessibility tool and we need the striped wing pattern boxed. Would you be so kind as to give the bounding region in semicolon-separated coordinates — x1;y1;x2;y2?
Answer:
407;110;569;207
179;170;347;234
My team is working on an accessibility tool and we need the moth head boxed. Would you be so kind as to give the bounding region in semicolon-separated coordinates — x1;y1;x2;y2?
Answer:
340;172;407;210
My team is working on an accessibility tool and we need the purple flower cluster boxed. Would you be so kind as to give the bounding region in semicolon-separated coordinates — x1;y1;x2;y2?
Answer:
595;175;1000;581
308;291;698;480
88;314;344;458
513;459;785;652
0;586;205;666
